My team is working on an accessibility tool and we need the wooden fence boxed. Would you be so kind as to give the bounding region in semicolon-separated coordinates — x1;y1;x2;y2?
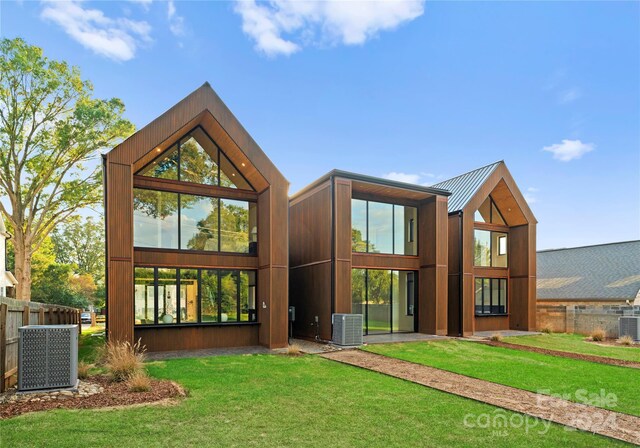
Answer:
0;297;82;392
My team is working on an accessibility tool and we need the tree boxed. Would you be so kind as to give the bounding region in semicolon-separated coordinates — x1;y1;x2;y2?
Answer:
31;263;89;309
51;216;104;282
0;38;134;300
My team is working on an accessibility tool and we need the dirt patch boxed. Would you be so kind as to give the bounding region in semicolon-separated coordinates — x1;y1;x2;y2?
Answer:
0;375;186;419
479;340;640;369
587;338;639;348
321;349;640;445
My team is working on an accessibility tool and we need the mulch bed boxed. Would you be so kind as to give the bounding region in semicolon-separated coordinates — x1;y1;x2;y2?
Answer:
322;349;640;445
478;340;640;369
0;375;186;419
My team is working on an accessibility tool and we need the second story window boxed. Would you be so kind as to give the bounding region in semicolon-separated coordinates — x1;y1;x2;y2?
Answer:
133;189;258;254
474;229;508;267
352;199;417;255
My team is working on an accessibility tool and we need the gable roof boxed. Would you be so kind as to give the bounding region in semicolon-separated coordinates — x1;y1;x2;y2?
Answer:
431;161;502;213
106;82;287;191
537;241;640;301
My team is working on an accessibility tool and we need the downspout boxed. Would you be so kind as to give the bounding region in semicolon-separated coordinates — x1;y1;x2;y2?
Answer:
458;211;463;337
328;175;336;340
102;155;108;340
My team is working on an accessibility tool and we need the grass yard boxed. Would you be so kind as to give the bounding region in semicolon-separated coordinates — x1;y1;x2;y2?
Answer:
504;333;640;362
0;335;625;447
363;340;640;417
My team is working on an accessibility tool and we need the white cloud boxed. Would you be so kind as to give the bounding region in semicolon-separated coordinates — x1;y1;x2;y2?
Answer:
383;172;422;184
41;0;151;61
167;0;186;36
558;87;581;105
130;0;153;10
234;0;425;56
524;187;539;204
542;139;595;162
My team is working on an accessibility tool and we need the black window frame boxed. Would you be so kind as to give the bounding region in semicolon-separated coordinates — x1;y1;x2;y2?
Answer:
136;125;254;191
473;229;509;268
351;198;418;256
133;188;257;255
474;277;508;316
474;195;507;225
133;266;258;327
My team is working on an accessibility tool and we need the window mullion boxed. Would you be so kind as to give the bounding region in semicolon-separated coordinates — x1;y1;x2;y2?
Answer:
217;269;222;323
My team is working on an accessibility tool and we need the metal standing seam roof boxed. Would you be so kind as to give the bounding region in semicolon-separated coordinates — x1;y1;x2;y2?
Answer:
537;241;640;301
431;161;502;213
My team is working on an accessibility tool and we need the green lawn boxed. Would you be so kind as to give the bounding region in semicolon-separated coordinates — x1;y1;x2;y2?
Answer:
0;343;625;447
504;333;640;362
363;340;640;417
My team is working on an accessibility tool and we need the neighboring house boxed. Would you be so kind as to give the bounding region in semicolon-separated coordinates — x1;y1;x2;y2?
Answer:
103;83;289;351
289;171;451;340
432;161;537;336
537;241;640;306
0;218;18;298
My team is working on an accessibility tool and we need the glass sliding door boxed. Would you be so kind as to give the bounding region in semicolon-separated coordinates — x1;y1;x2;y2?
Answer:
352;269;418;335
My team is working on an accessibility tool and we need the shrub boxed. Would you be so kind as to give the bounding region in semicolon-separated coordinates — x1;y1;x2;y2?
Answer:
77;361;93;379
590;328;606;342
126;370;151;392
618;335;634;346
287;344;302;356
104;338;146;382
489;333;503;342
539;323;554;334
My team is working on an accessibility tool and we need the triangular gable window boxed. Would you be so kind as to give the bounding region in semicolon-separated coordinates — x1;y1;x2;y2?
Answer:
137;126;254;191
474;196;507;225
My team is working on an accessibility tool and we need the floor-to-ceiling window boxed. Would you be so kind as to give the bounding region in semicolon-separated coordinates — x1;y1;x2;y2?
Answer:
351;199;417;255
351;269;418;335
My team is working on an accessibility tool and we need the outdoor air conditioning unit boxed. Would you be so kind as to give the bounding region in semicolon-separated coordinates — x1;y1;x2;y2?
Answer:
18;325;78;391
332;314;363;346
619;316;640;342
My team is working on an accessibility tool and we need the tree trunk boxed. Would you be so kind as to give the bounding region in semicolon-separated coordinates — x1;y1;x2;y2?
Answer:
12;234;32;301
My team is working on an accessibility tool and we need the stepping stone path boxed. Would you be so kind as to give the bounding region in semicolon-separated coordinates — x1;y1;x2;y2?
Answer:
321;349;640;445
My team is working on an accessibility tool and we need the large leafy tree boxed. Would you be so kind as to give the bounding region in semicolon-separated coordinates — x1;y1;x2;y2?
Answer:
0;38;134;300
51;216;105;283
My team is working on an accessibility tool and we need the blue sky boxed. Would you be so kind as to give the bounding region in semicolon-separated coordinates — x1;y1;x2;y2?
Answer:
2;0;639;250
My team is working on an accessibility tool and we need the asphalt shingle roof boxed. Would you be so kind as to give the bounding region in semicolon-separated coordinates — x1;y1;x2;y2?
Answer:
537;241;640;301
431;161;502;213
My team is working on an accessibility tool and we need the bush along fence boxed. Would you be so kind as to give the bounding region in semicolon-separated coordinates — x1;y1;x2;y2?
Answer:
0;297;82;392
537;304;640;337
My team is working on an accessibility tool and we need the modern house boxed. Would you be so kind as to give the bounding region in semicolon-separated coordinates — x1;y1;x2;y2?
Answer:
103;83;289;351
289;171;451;340
433;161;537;336
537;241;640;306
0;219;18;298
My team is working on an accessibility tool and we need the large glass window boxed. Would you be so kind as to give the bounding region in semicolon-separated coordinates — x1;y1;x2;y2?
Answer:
351;200;368;253
474;229;508;267
135;267;257;326
352;269;417;335
134;188;257;254
475;278;508;315
137;126;253;190
351;199;418;255
201;270;219;322
134;267;156;325
181;195;219;251
474;196;506;225
220;270;238;322
180;269;198;323
158;268;178;324
133;190;179;249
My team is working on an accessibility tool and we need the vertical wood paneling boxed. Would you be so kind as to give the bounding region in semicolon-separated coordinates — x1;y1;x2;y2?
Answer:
107;260;133;342
334;179;352;315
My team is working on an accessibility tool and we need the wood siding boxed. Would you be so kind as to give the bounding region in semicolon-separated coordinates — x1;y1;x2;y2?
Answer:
105;84;289;351
289;181;333;339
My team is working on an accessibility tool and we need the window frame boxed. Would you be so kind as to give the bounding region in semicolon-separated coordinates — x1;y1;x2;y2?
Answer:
474;277;508;316
133;266;259;327
133;188;258;255
473;228;509;268
136;125;254;191
474;195;507;225
351;197;418;256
